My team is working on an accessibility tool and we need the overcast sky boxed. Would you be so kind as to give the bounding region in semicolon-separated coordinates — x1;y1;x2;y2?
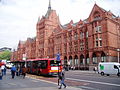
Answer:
0;0;120;49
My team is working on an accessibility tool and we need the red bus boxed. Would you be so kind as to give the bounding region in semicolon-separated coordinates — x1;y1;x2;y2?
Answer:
26;58;62;76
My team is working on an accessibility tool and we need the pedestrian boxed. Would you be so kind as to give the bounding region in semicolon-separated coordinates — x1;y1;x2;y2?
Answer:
1;65;5;76
58;70;66;89
19;66;22;76
93;66;97;73
16;66;20;76
22;66;27;79
0;66;2;80
11;65;16;79
4;65;6;75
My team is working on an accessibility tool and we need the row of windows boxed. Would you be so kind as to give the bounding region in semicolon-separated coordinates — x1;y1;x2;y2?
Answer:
63;45;85;53
69;56;106;66
64;31;88;40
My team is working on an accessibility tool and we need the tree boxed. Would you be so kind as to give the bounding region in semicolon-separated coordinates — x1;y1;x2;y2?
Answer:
0;50;11;61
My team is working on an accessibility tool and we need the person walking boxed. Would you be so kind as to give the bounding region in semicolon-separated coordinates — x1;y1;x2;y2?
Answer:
11;65;16;79
93;66;97;73
16;66;20;76
22;66;27;79
1;65;5;76
58;70;67;89
0;66;2;80
4;65;6;75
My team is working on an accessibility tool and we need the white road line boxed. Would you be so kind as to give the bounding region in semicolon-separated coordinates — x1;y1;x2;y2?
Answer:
27;76;57;85
7;83;16;85
31;80;39;82
67;78;120;87
79;86;100;90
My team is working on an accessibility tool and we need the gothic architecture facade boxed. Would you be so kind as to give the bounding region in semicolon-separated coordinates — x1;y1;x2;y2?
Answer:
11;2;120;70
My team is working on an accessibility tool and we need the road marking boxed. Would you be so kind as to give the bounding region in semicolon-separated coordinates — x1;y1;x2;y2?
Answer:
27;76;57;85
7;83;16;86
31;80;39;82
67;78;120;87
78;86;99;90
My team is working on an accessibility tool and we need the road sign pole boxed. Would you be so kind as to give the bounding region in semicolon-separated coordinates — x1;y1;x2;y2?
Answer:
56;53;60;86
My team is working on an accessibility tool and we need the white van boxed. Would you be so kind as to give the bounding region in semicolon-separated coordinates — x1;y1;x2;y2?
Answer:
98;62;120;76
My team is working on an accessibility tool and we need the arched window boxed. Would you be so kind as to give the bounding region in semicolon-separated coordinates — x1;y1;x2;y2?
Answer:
86;54;89;64
101;52;106;62
69;56;73;66
92;53;97;64
64;56;67;65
74;55;78;66
80;54;84;64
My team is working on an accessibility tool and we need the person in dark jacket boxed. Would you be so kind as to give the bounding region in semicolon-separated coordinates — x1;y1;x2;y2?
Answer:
0;66;2;80
58;70;67;89
22;66;27;79
11;65;16;79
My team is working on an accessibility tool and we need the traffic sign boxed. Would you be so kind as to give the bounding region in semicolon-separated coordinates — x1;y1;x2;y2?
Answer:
56;53;60;61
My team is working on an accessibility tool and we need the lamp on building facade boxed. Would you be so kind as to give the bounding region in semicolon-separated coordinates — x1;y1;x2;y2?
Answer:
117;49;120;63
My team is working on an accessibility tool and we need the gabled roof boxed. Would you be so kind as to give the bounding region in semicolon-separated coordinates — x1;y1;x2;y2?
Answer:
88;3;117;22
88;4;106;22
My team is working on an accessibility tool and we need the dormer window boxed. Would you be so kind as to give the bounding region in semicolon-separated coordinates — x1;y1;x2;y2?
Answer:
95;26;101;33
94;11;101;20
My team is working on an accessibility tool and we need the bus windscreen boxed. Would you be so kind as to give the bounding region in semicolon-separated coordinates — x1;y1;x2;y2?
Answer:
50;60;60;66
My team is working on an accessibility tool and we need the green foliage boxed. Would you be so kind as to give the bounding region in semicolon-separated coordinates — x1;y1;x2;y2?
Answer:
0;50;11;61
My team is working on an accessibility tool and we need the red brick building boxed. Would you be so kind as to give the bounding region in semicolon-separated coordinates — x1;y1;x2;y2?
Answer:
11;1;120;70
36;1;60;58
25;37;36;59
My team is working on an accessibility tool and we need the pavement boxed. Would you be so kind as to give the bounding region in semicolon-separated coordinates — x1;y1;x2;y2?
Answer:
27;74;84;90
0;69;84;90
6;87;83;90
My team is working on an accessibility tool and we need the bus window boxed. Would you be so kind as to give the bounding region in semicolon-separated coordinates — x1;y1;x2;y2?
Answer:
50;60;60;66
40;61;47;69
37;61;42;68
27;61;31;68
33;61;37;69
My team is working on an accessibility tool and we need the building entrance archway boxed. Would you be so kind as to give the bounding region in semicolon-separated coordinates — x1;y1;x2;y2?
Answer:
92;53;97;64
80;54;85;65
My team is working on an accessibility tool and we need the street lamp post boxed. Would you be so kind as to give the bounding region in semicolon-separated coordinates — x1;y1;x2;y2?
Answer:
117;49;120;63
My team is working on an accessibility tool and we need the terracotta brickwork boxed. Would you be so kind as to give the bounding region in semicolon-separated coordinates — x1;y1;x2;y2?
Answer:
11;3;120;70
25;38;36;59
36;8;60;58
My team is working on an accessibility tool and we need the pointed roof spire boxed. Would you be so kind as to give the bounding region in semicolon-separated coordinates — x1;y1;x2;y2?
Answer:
48;0;51;10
